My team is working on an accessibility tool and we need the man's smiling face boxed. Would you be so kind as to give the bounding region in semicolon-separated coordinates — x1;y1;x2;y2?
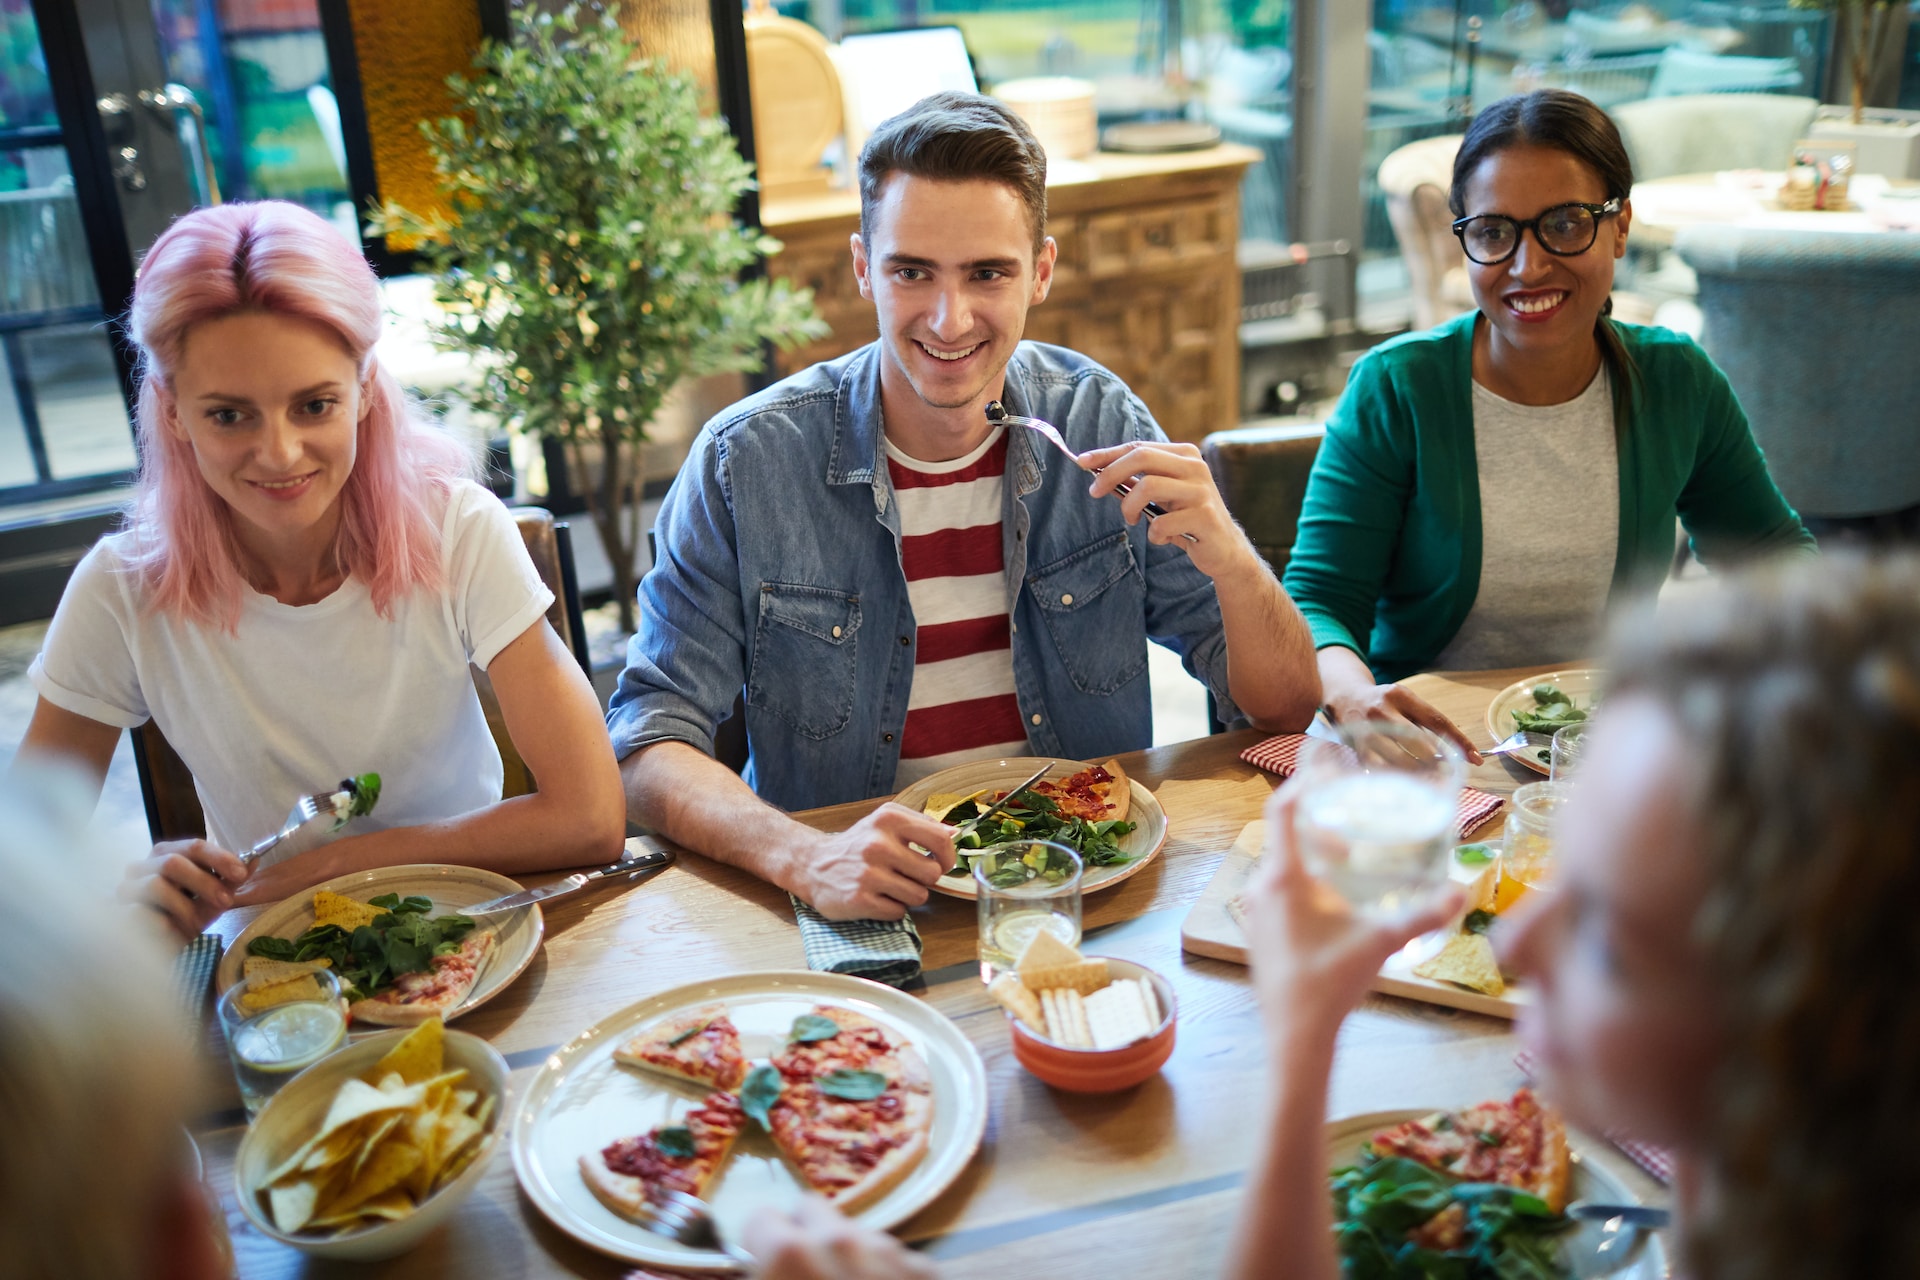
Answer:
852;173;1055;456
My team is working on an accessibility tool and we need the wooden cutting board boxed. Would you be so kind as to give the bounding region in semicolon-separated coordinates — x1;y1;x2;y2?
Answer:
1179;821;1527;1020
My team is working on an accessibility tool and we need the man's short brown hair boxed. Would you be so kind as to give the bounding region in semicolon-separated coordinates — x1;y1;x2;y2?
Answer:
858;91;1049;257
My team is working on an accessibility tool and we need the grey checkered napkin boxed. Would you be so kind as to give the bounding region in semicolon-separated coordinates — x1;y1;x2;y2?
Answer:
789;895;923;988
172;932;222;1040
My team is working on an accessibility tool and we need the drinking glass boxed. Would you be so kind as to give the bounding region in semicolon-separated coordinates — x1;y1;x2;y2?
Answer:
216;968;348;1118
1501;780;1572;901
975;840;1082;982
1549;723;1590;781
1291;721;1466;941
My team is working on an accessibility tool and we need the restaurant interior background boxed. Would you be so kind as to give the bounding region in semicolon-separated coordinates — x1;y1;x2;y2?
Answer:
3;0;1918;852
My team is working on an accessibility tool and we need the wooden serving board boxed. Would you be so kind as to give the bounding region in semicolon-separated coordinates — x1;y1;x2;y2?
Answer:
1179;822;1528;1020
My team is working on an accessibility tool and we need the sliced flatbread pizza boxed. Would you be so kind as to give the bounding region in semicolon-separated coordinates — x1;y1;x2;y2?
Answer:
348;930;496;1027
1030;759;1130;823
613;1003;748;1092
1365;1087;1570;1213
764;1005;934;1212
580;1091;747;1221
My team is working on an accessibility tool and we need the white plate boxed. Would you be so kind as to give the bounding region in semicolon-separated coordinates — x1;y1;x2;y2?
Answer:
1327;1110;1667;1278
511;971;989;1271
1485;669;1604;775
892;756;1170;900
215;863;544;1023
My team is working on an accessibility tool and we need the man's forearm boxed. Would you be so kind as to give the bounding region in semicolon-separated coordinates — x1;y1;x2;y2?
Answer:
622;740;820;894
1215;555;1321;731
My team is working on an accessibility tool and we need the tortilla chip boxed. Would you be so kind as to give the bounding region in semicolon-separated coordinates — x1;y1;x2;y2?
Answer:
349;1112;407;1182
1412;932;1506;996
316;1078;426;1138
268;1177;327;1234
922;788;991;822
243;956;331;982
369;1018;444;1086
263;1118;361;1188
312;889;384;932
317;1140;422;1219
1015;928;1081;976
237;973;326;1015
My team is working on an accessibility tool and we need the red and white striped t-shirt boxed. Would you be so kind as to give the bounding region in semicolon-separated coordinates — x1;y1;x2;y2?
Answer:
885;427;1031;789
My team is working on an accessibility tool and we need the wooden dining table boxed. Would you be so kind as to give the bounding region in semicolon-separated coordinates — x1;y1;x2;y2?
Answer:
197;664;1664;1279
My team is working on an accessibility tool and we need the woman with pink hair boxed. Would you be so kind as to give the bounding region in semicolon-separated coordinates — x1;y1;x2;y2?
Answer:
17;201;625;939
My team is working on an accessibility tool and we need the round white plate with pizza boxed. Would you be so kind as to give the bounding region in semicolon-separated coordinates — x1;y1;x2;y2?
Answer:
1327;1106;1667;1278
893;756;1170;900
511;971;989;1271
214;863;544;1024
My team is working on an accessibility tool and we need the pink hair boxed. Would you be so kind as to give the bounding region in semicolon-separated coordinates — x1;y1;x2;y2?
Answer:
123;201;476;628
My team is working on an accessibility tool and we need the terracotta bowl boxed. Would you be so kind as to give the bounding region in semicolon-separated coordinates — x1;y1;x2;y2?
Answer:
1008;957;1178;1093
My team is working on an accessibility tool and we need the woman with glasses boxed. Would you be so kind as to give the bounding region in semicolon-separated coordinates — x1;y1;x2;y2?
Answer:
1282;89;1812;756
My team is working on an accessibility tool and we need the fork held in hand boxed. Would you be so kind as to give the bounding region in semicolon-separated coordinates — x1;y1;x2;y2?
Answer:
241;786;354;868
626;1190;754;1265
985;400;1200;544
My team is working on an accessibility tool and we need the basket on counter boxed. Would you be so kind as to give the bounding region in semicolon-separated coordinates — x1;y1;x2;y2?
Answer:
993;77;1098;161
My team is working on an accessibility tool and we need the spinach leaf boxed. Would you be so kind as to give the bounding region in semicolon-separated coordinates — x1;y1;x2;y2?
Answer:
1463;910;1497;936
740;1064;782;1131
816;1069;887;1101
345;772;382;819
789;1014;841;1043
653;1126;696;1159
1455;844;1493;867
667;1021;709;1047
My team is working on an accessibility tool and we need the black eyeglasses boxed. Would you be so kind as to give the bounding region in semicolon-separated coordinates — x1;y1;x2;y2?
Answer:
1451;199;1623;265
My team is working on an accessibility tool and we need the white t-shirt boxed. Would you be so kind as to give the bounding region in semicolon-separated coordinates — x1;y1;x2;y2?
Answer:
1433;371;1620;672
30;480;554;854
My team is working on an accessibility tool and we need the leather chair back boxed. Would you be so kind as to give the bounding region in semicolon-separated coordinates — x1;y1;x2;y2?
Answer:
1199;422;1326;579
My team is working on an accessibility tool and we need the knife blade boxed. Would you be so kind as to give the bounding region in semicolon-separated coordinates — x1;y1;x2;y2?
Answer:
459;844;676;917
952;764;1055;842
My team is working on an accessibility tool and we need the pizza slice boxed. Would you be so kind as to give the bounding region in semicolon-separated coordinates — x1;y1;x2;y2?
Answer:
613;1004;748;1091
1364;1087;1570;1213
580;1091;747;1221
348;929;497;1027
1027;759;1131;823
764;1005;935;1212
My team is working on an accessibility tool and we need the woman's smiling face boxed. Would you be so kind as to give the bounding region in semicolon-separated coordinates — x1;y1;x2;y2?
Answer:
1460;143;1630;361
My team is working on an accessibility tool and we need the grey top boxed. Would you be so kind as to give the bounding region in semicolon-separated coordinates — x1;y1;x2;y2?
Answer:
1432;370;1619;672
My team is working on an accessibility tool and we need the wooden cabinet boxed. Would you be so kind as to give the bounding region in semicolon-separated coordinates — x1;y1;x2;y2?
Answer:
760;145;1258;444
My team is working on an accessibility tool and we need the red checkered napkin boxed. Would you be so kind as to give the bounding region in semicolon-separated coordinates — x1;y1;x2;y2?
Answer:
1239;734;1506;839
1513;1050;1675;1185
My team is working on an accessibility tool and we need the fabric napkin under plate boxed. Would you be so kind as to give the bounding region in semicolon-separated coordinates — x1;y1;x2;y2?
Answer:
171;932;222;1042
1514;1049;1674;1184
790;895;923;989
1239;734;1506;838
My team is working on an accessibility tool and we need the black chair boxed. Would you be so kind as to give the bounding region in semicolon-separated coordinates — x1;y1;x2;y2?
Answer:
1199;421;1326;580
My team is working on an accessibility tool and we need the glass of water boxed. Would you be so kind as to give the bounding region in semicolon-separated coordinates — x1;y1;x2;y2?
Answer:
1549;723;1590;781
216;968;348;1118
1291;721;1465;940
975;841;1082;983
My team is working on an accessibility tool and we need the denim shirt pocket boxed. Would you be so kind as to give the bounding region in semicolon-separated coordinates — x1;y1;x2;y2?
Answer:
748;583;862;740
1027;531;1147;695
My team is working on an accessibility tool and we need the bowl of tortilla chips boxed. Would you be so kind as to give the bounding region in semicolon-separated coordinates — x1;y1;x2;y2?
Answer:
233;1018;506;1260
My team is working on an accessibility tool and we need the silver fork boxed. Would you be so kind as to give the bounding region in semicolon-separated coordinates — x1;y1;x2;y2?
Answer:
985;400;1200;544
627;1190;754;1265
1482;729;1552;761
241;786;355;868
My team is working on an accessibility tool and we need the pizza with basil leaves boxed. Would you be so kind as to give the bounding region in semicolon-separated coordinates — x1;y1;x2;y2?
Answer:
580;1091;747;1221
613;1004;748;1091
760;1005;935;1211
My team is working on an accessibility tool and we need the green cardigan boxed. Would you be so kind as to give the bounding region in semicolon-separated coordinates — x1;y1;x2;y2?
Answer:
1281;310;1815;682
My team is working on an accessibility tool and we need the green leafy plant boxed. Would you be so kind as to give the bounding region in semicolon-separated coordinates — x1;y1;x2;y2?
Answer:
1791;0;1904;124
372;3;825;630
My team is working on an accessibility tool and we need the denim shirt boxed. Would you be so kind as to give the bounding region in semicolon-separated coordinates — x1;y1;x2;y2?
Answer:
607;340;1240;811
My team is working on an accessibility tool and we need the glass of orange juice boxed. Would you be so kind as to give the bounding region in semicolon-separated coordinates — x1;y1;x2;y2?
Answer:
1498;781;1571;907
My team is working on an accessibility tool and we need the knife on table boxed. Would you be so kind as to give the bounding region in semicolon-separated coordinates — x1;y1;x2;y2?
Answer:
459;840;676;917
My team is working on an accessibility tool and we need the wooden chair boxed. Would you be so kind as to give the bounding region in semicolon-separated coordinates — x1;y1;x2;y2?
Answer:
1200;421;1326;581
131;507;592;842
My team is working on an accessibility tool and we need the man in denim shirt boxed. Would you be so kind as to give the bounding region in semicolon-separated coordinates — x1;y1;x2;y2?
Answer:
610;93;1318;919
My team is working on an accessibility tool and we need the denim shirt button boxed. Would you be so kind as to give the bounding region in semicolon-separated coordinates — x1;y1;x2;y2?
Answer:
883;732;894;743
832;626;843;638
1010;622;1017;634
1060;593;1073;605
899;635;911;646
1030;713;1043;726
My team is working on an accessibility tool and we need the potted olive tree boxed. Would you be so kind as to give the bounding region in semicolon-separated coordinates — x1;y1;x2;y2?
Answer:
374;3;825;630
1799;0;1920;178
